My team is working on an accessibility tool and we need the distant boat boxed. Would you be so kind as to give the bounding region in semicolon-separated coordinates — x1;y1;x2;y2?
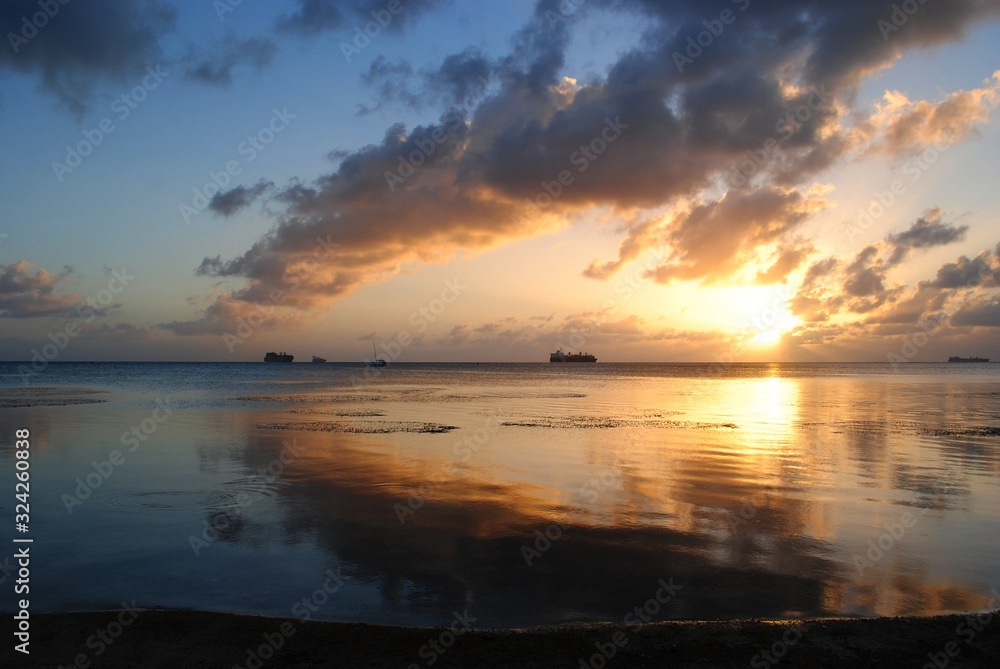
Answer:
369;342;388;367
550;349;597;362
264;352;294;363
948;356;989;363
311;356;327;363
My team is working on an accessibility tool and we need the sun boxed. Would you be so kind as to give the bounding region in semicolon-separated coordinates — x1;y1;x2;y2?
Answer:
750;328;784;346
748;315;802;347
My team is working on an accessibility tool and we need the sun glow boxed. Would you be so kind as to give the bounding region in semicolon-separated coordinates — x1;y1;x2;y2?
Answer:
748;315;802;347
751;328;784;346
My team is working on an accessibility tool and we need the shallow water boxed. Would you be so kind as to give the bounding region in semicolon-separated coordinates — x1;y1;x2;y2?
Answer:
1;362;998;626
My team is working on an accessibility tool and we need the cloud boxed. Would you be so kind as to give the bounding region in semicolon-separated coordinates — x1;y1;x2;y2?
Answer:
358;48;496;114
755;244;814;285
886;208;968;266
183;36;277;85
866;72;1000;157
951;300;1000;327
0;261;79;318
209;180;274;217
582;217;660;280
930;250;1000;289
175;0;1000;334
0;0;176;118
646;187;829;285
276;0;452;36
158;293;305;337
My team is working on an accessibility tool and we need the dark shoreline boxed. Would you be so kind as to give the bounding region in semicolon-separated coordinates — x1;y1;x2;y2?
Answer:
12;609;999;668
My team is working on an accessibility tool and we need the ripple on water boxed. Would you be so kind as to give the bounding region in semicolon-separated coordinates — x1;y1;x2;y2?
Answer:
99;479;286;511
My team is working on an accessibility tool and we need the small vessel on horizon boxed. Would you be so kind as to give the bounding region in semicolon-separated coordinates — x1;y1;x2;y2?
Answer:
264;351;294;363
369;341;388;367
311;355;327;363
550;349;597;363
948;356;989;363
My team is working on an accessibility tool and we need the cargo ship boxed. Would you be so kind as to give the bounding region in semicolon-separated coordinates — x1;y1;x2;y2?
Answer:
948;356;989;363
550;349;597;362
264;351;294;363
311;356;327;363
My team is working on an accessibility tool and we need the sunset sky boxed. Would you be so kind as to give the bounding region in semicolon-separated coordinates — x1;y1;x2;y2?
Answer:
2;0;999;362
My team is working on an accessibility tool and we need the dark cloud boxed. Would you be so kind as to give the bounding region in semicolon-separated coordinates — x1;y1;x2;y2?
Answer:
276;0;452;36
0;261;78;318
930;250;1000;289
183;36;277;85
359;48;495;114
357;56;419;113
951;300;1000;327
886;208;968;265
0;0;176;118
209;180;274;217
802;258;840;287
174;0;1000;333
842;245;901;313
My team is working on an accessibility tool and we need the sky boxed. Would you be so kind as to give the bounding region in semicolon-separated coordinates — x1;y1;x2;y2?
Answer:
1;0;1000;363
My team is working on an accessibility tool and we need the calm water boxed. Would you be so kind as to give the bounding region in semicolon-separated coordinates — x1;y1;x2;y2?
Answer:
1;362;998;626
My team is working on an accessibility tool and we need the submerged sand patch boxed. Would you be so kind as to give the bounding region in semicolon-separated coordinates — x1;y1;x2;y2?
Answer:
257;420;458;434
0;386;109;408
501;416;738;429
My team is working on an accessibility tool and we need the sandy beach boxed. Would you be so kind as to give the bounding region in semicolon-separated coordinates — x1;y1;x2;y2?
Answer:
13;609;999;668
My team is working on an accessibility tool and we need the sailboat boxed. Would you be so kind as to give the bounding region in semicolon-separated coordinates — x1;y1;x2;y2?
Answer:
368;341;388;367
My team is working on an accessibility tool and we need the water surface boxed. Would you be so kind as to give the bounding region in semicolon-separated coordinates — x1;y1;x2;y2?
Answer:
1;362;998;626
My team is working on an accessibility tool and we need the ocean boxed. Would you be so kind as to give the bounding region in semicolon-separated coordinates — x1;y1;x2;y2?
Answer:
1;361;998;626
